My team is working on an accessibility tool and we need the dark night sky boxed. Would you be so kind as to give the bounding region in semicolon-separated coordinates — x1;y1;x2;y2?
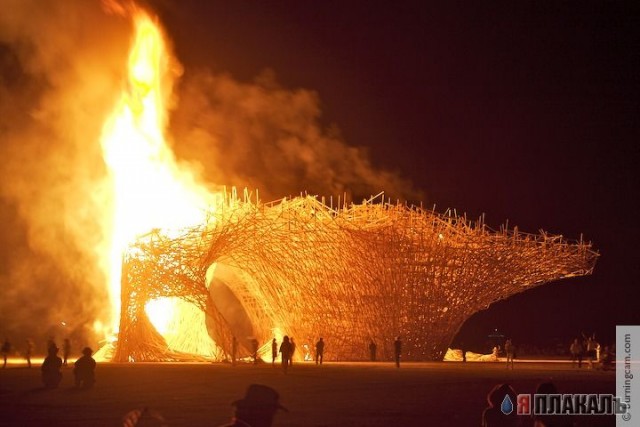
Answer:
148;1;640;349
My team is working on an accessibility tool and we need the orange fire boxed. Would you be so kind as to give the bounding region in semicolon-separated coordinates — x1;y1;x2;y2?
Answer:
99;10;215;337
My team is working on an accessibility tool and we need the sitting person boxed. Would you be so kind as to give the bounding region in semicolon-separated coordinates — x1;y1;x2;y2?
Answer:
219;384;287;427
41;346;63;388
73;347;96;389
533;381;573;427
482;383;518;426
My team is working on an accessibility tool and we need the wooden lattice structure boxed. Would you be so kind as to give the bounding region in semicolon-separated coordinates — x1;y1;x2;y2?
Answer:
113;191;598;362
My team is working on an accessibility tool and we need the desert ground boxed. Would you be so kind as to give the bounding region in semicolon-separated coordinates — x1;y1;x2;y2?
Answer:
0;359;615;426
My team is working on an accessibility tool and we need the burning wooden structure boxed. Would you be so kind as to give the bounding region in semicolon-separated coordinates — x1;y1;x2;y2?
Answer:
112;190;598;362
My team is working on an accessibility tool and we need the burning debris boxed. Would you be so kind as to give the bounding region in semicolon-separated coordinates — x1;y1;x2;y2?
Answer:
114;191;597;362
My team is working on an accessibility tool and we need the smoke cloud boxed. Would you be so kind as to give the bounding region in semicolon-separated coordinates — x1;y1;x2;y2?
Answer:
0;0;418;351
0;0;130;349
169;69;420;202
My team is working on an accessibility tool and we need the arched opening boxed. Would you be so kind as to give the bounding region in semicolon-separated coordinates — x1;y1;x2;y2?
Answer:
205;262;257;357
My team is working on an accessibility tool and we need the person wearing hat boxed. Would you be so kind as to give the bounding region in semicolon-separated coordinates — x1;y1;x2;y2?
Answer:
218;384;287;427
73;347;96;389
41;345;63;388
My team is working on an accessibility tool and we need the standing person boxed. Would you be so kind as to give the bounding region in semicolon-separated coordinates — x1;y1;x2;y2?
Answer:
586;335;597;369
62;338;71;367
504;339;515;369
394;336;402;368
289;337;296;366
279;336;292;373
251;338;259;365
315;337;325;365
600;346;613;371
1;338;11;368
369;340;377;361
231;336;238;366
41;345;63;388
271;338;277;365
73;347;96;389
25;339;34;368
570;338;583;368
46;337;57;354
460;341;467;363
218;384;287;427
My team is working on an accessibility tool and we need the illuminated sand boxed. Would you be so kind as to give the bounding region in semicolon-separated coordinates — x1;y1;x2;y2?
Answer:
0;361;615;426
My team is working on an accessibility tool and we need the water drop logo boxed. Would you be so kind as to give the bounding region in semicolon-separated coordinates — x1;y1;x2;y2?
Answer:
501;394;514;415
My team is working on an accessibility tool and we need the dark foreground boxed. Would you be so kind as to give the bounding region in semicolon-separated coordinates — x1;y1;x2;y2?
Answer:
0;361;615;426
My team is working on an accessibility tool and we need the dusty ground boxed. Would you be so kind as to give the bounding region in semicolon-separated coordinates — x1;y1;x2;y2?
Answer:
0;360;614;426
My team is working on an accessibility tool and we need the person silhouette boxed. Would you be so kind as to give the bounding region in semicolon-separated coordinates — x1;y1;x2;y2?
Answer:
504;339;515;369
289;338;296;366
46;337;57;354
271;338;277;365
600;345;613;371
231;336;238;366
251;338;259;365
369;340;377;361
585;335;597;369
481;383;518;427
570;338;583;368
532;381;573;427
73;347;96;389
1;338;10;368
394;336;402;368
41;345;63;388
25;339;34;368
62;338;71;367
279;336;292;373
218;384;287;427
315;338;325;365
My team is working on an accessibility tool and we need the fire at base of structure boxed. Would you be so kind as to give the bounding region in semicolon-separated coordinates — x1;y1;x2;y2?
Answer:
111;190;597;362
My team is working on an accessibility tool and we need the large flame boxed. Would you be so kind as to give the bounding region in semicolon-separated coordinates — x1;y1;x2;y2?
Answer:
99;10;213;337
